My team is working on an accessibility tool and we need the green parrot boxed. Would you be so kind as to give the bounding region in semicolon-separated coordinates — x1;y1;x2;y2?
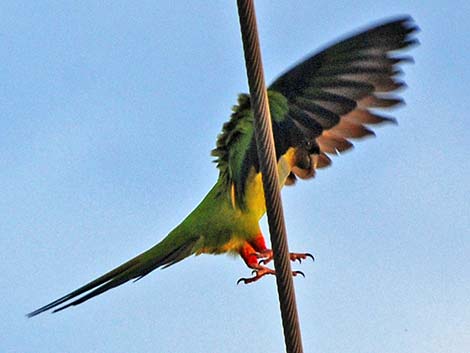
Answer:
28;16;417;317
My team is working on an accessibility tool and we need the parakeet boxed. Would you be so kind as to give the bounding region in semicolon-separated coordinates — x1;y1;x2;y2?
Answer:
28;16;417;317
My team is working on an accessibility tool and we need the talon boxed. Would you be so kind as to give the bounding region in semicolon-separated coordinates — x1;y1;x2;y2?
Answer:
260;257;273;265
237;277;248;285
251;250;315;266
290;252;315;263
237;266;276;284
237;264;309;285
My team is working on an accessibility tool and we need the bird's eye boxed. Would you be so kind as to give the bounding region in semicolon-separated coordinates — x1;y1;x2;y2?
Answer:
304;140;313;149
304;140;319;154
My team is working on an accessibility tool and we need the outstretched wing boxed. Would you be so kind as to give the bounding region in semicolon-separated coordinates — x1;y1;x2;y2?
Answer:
212;16;418;208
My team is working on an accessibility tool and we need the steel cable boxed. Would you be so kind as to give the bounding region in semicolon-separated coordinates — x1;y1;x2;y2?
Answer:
236;1;304;352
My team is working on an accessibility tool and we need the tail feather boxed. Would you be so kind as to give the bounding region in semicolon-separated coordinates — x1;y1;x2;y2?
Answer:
27;238;198;317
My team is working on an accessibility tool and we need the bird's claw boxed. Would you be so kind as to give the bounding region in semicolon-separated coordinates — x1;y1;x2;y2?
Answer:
293;252;314;263
237;266;275;285
258;258;269;265
258;251;314;265
242;250;313;284
237;268;306;285
237;277;252;285
291;252;314;264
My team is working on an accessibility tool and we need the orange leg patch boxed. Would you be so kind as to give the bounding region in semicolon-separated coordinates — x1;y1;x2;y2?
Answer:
249;233;268;253
239;242;260;269
239;233;271;269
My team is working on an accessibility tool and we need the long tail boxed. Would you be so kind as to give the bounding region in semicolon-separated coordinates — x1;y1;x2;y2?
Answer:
27;234;198;317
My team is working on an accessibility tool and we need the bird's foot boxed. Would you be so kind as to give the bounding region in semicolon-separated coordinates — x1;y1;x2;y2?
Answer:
253;249;273;261
290;252;315;264
258;251;314;265
237;266;305;285
237;266;275;285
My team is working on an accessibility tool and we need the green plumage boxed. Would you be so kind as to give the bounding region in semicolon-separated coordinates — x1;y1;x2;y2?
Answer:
212;91;289;208
28;16;417;317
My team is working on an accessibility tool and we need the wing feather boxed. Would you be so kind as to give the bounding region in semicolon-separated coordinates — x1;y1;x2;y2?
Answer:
213;16;417;205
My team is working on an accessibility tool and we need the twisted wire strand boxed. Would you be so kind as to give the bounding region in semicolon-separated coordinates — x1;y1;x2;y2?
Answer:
236;1;304;352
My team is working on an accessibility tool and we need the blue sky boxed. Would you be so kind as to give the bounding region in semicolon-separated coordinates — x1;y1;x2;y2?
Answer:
2;1;469;353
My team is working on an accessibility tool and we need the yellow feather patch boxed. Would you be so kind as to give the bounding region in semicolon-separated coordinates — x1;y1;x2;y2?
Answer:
230;182;236;209
241;147;297;218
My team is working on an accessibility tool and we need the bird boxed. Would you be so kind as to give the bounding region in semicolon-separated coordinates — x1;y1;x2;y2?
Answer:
27;16;417;317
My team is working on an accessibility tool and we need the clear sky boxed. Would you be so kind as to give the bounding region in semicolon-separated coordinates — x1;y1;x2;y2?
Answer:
2;1;469;353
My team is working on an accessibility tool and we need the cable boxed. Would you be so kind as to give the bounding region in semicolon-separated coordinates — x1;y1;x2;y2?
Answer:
236;1;304;352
